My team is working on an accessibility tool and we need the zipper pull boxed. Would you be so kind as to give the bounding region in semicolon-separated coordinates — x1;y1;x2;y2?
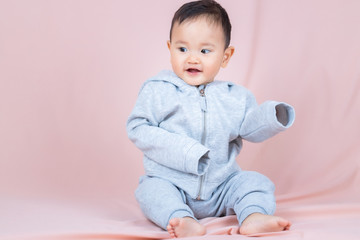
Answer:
199;86;207;111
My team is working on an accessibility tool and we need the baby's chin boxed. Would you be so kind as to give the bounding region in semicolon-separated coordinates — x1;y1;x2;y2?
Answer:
181;76;214;86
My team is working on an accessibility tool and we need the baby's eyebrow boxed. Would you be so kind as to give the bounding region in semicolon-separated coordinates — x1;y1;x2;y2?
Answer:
174;40;215;48
174;40;188;45
200;42;215;48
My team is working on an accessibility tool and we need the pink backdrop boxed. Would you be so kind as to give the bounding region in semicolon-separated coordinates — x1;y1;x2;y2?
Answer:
1;0;359;239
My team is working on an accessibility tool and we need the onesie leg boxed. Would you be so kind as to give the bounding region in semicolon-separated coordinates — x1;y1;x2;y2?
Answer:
135;176;195;230
223;171;276;225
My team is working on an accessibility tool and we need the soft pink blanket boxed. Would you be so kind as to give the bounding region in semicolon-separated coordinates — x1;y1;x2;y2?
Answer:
0;0;359;239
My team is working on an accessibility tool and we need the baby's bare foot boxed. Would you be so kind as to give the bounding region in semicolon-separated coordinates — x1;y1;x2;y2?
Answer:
166;217;206;238
239;213;291;235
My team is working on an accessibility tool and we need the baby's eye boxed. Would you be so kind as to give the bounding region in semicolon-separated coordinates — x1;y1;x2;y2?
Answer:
201;49;211;54
179;47;187;52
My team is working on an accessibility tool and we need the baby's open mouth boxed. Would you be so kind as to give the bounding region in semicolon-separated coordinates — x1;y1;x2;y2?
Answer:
186;68;201;73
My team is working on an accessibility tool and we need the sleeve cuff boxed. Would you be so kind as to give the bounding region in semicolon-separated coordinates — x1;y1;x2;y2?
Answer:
268;101;295;131
185;142;210;175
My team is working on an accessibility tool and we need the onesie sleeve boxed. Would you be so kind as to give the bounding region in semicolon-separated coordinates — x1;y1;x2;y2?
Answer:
239;90;295;142
126;82;209;175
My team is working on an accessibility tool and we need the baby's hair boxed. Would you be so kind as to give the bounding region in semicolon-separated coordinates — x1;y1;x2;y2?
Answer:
169;0;232;48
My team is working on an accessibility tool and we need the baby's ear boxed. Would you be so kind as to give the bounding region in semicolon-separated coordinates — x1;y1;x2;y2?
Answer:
221;46;235;68
167;40;171;50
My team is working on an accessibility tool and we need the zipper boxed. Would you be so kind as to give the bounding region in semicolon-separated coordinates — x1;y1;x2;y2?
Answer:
197;85;207;200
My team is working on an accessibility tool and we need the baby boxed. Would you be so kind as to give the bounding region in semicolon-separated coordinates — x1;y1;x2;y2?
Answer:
127;0;295;238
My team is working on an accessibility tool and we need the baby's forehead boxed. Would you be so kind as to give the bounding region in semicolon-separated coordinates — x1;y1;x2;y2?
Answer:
170;14;228;48
177;15;223;29
173;16;225;38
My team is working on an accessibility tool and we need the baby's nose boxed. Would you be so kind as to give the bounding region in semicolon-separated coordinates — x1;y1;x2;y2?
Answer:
187;54;200;64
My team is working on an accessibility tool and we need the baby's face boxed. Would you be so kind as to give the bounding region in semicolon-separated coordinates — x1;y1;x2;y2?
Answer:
168;17;234;86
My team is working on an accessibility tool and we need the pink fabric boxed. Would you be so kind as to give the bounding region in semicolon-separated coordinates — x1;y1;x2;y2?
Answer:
0;0;359;239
